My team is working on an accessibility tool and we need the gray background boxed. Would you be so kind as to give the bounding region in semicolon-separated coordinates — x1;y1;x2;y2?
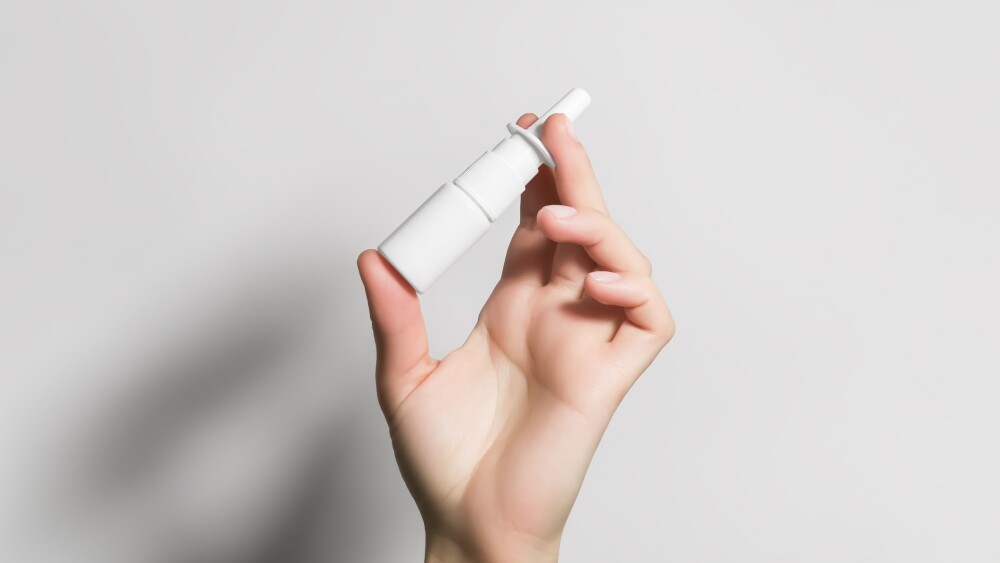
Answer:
2;0;999;561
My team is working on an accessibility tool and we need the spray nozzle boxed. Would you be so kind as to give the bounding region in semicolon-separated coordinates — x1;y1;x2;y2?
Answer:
506;87;592;168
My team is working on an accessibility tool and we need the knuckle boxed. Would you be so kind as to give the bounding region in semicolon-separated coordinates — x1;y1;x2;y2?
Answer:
638;252;653;275
660;318;677;344
648;317;676;348
585;226;608;247
582;210;615;243
653;297;676;344
645;281;674;345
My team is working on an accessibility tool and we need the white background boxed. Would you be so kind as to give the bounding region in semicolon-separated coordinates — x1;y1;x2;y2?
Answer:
2;0;998;561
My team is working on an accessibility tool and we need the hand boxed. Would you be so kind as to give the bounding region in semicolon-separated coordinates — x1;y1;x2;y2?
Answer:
358;113;674;563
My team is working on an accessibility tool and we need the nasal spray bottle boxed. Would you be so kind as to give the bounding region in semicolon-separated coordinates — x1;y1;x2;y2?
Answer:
378;88;591;293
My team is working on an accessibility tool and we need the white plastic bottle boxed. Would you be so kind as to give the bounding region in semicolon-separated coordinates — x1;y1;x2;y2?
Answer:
378;87;591;293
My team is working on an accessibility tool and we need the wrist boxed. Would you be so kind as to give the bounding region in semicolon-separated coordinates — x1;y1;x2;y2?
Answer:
424;533;474;563
424;528;561;563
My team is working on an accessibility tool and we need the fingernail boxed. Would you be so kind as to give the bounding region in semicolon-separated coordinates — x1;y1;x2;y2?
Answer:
589;271;621;283
545;205;577;219
564;116;576;140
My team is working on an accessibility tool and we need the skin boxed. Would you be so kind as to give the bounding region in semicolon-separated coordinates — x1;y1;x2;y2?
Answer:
358;113;674;563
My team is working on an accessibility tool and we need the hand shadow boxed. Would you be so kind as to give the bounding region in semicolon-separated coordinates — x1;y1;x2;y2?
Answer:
50;250;416;563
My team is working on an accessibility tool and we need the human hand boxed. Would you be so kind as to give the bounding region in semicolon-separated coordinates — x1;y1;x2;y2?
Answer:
358;113;674;563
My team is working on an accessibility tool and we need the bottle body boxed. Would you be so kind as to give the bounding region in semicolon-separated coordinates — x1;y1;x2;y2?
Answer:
378;182;491;293
376;88;591;293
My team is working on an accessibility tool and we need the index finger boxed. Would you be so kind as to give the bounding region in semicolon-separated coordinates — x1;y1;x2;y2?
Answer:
540;113;608;214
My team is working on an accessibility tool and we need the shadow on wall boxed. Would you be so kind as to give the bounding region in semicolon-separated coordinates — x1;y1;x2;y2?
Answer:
45;249;414;563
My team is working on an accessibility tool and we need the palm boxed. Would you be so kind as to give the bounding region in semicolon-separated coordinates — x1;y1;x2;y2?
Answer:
359;113;673;560
389;278;627;547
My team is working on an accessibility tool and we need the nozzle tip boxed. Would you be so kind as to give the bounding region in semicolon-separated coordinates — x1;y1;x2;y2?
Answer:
525;87;592;137
548;87;591;122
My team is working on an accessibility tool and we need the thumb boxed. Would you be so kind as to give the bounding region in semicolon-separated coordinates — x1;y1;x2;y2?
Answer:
357;249;432;410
